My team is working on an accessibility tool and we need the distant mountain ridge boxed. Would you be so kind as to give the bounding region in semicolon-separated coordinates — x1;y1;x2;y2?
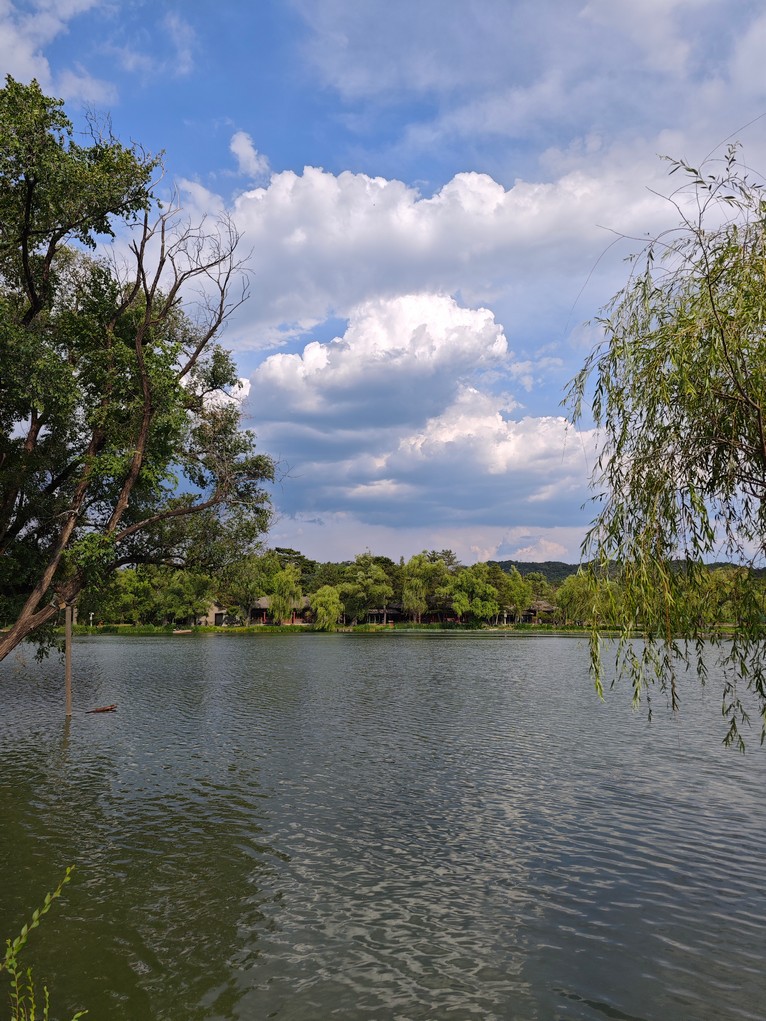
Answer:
489;560;578;586
489;559;766;587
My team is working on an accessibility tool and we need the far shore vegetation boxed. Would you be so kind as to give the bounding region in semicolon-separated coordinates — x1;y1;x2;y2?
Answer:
31;546;762;638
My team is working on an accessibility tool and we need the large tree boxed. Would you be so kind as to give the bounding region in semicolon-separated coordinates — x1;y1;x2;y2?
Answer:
438;563;500;624
401;552;450;623
568;147;766;746
310;585;344;631
0;77;273;658
341;553;393;624
269;563;303;624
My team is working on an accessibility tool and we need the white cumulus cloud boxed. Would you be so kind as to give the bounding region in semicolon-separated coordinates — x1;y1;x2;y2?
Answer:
244;296;597;547
249;293;509;430
218;160;669;351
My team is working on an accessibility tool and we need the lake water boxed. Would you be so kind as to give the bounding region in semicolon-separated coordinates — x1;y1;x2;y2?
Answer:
0;634;764;1021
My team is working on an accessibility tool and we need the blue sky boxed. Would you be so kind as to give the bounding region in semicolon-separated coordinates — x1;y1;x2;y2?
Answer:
4;0;766;563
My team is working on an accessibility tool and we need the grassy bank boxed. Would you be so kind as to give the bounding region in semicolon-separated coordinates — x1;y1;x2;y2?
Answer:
66;621;599;637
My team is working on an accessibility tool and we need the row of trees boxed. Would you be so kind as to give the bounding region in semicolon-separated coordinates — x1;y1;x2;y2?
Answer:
78;548;764;633
79;549;538;628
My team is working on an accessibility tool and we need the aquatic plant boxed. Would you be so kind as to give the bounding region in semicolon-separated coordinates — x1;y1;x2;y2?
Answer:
1;867;86;1020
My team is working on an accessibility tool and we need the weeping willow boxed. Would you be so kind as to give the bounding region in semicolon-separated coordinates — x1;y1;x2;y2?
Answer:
569;146;766;748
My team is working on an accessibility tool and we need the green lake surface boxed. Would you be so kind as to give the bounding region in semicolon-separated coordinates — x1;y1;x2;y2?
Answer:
0;633;764;1020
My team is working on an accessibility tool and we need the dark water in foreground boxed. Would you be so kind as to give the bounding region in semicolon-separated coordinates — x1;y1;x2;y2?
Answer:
0;634;763;1021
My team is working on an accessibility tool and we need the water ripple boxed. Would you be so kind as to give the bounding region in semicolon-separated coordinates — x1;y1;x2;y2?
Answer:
1;634;764;1020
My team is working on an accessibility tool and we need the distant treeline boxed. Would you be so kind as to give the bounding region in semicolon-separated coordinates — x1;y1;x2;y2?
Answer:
490;560;579;586
72;547;764;633
491;558;766;586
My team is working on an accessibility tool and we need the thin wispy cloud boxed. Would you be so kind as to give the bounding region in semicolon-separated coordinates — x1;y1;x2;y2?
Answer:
230;131;271;181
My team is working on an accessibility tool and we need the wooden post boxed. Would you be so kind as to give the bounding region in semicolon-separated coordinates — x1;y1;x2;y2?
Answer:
64;603;72;718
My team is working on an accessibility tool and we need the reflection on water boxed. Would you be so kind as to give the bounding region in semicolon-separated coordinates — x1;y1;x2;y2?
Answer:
0;634;764;1020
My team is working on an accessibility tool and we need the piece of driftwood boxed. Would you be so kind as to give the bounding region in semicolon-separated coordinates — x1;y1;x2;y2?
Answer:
86;704;117;713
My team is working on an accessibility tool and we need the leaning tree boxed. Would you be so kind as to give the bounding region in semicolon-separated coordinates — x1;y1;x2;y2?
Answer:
0;76;274;659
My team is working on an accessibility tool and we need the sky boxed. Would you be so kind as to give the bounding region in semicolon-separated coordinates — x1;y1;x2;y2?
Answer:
3;0;766;565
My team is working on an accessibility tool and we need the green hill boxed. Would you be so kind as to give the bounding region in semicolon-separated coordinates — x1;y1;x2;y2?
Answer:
490;558;766;589
489;560;579;587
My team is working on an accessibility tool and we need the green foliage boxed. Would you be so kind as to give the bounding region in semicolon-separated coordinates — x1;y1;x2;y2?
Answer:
490;559;578;587
437;563;501;624
72;623;173;635
1;867;86;1021
310;585;345;631
424;549;461;569
158;570;216;626
401;573;428;623
522;571;553;603
79;565;214;626
305;560;348;592
485;563;532;621
269;564;303;624
554;569;598;625
216;553;276;621
60;534;117;590
0;77;156;281
0;77;273;659
569;146;766;746
271;548;320;590
341;553;394;624
401;553;449;622
70;545;766;645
